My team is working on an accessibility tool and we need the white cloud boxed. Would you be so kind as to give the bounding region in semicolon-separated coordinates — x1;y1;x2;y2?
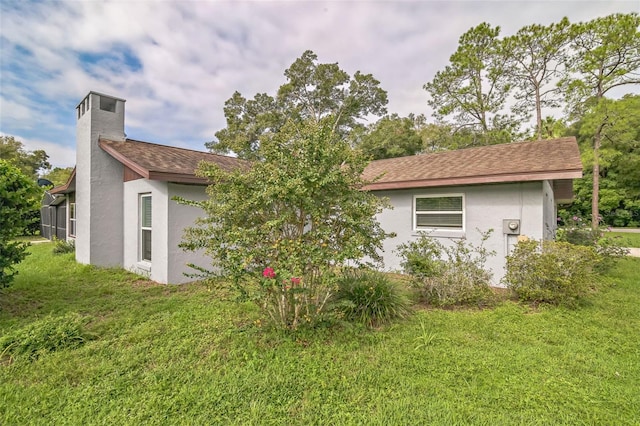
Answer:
2;132;76;169
1;0;638;161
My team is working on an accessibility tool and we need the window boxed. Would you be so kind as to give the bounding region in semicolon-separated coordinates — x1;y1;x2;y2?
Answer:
140;194;152;262
69;202;77;237
414;194;464;231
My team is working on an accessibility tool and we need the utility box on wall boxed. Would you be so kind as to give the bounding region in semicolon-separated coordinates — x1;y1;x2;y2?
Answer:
503;219;521;235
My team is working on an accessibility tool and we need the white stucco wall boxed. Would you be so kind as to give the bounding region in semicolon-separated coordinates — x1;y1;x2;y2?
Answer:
123;179;168;283
374;182;545;285
167;183;210;284
123;180;209;284
75;93;126;267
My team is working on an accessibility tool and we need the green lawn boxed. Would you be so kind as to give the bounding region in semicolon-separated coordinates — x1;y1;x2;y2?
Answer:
608;231;640;248
1;244;639;424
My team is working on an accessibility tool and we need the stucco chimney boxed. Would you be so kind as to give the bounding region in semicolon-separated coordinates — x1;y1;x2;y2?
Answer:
75;92;126;267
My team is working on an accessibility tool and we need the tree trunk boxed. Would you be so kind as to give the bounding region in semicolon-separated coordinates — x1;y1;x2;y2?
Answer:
535;86;542;140
591;130;601;230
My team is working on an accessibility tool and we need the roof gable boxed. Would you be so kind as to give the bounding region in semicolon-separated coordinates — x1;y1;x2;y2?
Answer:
362;137;583;190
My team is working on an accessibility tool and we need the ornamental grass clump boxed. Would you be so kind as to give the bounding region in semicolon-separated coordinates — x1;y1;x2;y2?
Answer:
397;230;495;307
336;268;411;327
503;239;599;307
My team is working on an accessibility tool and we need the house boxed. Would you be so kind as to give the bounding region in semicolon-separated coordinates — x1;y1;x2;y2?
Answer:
46;91;582;285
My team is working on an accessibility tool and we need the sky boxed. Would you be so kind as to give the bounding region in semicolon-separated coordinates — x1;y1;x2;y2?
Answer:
1;0;638;169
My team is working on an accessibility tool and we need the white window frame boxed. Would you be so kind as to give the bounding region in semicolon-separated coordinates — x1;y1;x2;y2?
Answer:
69;202;77;238
140;194;152;263
413;193;465;233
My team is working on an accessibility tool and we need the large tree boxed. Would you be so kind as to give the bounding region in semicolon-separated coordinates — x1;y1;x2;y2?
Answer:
567;95;640;227
561;12;640;227
0;136;51;178
207;50;388;160
502;18;570;140
424;23;520;147
0;160;41;288
356;113;424;160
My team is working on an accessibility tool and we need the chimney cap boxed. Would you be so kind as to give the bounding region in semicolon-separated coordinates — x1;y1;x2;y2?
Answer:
76;91;126;109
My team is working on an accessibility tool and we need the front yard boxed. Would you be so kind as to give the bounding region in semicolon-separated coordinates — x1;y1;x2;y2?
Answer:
1;243;639;424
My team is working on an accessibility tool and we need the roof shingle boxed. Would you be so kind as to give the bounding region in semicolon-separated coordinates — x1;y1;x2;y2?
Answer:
362;137;582;190
99;138;250;184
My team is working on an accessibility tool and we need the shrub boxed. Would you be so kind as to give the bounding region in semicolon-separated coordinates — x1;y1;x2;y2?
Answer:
397;231;495;307
0;160;41;288
53;237;75;254
179;119;391;330
336;269;411;327
0;313;90;363
556;214;628;273
503;240;599;307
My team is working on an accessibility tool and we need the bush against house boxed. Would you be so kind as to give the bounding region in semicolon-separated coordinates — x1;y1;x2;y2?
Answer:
0;160;41;288
503;240;601;307
180;119;391;329
397;230;495;307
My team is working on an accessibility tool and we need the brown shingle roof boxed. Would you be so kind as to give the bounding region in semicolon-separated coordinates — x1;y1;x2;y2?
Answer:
99;138;250;184
362;137;582;191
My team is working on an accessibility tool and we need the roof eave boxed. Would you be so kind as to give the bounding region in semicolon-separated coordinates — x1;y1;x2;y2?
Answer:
147;171;209;184
363;169;583;191
49;167;76;194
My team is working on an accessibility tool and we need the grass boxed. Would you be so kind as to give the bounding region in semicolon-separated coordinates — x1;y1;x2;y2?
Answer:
2;243;640;424
608;231;640;248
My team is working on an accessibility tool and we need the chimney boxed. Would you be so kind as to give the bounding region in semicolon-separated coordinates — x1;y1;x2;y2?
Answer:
75;92;126;267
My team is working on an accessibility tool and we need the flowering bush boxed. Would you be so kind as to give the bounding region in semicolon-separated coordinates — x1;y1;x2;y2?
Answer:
179;119;390;330
258;267;323;329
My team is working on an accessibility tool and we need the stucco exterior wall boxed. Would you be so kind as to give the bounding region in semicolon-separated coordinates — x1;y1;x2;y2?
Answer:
123;180;209;284
167;183;210;284
123;179;168;283
373;182;544;285
75;93;125;267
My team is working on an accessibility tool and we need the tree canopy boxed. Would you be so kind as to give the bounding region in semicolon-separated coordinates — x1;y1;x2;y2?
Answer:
356;114;424;160
562;12;640;227
424;23;520;148
207;50;388;160
566;95;640;227
42;167;74;187
0;160;41;288
0;136;51;178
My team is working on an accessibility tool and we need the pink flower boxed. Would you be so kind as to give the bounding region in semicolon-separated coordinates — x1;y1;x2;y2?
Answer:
290;277;301;285
262;267;276;279
572;216;579;221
